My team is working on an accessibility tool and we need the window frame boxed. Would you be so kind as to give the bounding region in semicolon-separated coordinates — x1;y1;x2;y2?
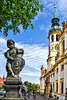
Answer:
56;34;58;41
51;35;54;42
60;79;64;94
61;64;64;71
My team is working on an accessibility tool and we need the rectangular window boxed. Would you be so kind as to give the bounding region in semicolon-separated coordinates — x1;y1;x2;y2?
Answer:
53;83;54;91
56;34;58;41
60;81;64;94
51;74;52;78
56;82;58;92
61;82;63;93
61;65;64;71
52;35;54;42
63;40;65;53
61;39;65;55
53;73;55;77
56;68;58;73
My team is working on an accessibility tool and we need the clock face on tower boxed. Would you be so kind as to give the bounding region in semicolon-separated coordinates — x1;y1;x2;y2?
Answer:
55;45;59;51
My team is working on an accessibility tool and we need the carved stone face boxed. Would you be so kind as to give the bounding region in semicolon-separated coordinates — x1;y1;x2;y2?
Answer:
7;39;15;48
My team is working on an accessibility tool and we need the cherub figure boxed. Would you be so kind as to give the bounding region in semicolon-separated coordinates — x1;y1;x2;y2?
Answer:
5;39;25;78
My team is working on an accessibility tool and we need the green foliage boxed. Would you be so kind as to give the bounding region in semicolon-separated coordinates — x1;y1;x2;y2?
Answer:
27;82;33;91
3;75;5;80
0;85;5;91
0;0;44;36
27;82;38;92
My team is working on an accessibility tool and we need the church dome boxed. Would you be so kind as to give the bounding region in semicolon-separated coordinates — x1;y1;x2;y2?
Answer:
49;26;62;35
48;4;62;35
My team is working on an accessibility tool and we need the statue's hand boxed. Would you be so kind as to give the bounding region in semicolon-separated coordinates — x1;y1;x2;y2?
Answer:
12;73;17;78
14;75;17;78
11;58;14;61
17;49;24;54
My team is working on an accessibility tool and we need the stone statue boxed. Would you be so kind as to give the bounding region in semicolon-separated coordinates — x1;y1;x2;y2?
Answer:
1;39;25;100
4;39;25;78
21;81;28;100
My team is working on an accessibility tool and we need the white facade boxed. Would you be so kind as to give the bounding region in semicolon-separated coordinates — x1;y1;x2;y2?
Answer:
40;22;67;100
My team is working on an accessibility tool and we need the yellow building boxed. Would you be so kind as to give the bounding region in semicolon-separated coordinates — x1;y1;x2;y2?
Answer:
40;5;67;100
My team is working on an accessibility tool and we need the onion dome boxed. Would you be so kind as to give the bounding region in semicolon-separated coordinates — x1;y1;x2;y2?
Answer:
49;4;62;35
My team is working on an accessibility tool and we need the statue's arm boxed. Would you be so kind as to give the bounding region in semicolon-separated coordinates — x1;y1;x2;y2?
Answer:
4;51;14;61
17;49;24;54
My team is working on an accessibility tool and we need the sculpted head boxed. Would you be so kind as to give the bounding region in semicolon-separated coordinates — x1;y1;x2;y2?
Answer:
24;81;28;85
7;39;15;48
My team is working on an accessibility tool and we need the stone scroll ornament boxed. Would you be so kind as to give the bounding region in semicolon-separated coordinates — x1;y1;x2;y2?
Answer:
4;39;25;78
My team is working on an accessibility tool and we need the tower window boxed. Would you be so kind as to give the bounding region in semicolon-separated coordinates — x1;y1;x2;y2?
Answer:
56;34;58;41
51;35;54;42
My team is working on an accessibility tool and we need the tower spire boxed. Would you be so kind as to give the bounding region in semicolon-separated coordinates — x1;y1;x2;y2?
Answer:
48;3;62;35
54;2;57;18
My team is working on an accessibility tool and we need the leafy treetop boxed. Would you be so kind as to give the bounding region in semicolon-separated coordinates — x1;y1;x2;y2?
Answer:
0;0;44;36
27;82;38;92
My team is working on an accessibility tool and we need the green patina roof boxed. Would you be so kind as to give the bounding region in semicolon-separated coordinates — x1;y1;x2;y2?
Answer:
49;26;62;34
48;5;62;35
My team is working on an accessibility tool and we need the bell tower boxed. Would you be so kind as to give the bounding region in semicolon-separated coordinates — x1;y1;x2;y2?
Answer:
47;4;62;70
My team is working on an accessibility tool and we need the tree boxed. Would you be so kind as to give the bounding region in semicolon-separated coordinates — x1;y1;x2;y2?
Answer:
27;82;38;92
0;0;44;36
27;82;33;91
32;84;38;92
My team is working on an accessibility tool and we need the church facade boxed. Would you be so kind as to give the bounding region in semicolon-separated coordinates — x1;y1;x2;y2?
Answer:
40;5;67;100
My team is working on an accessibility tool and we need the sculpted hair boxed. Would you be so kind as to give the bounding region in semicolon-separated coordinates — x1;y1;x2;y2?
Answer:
7;39;15;47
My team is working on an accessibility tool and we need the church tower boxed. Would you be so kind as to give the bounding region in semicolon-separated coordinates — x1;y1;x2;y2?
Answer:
47;4;62;71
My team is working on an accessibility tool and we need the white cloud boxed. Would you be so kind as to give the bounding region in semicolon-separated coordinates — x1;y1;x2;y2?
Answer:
20;70;40;77
34;11;46;21
40;25;45;31
39;24;51;33
16;42;48;71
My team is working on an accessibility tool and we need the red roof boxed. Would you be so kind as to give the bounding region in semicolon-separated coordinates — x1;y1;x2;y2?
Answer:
0;83;4;85
0;77;4;82
36;84;40;88
43;69;47;74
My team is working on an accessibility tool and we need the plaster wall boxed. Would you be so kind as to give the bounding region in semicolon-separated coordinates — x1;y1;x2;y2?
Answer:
64;63;67;93
65;33;67;54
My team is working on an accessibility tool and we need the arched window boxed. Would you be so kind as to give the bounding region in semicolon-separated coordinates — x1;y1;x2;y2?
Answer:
56;34;58;41
63;40;65;53
51;35;54;42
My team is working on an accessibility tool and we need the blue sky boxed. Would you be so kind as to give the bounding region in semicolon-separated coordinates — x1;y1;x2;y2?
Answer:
0;0;67;84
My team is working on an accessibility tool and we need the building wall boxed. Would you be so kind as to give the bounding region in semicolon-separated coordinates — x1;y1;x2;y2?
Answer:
40;23;67;100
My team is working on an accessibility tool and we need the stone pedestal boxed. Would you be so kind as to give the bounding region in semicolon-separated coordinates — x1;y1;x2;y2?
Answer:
1;77;23;100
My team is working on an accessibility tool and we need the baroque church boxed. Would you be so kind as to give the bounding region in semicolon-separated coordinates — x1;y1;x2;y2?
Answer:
40;5;67;100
